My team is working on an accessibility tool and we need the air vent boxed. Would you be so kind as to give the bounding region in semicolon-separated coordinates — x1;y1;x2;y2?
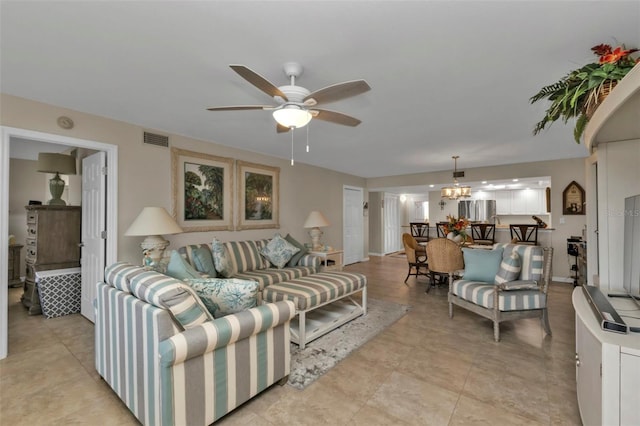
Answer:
453;171;465;178
143;131;169;148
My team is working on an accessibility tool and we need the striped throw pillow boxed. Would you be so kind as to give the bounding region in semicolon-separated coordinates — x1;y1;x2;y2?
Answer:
129;271;213;330
224;240;264;272
495;251;522;284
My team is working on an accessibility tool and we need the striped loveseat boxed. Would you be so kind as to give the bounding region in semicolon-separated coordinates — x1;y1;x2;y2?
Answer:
448;243;554;342
178;239;367;349
95;262;296;426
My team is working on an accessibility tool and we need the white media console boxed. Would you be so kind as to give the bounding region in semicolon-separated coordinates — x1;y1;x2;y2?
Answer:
573;287;640;425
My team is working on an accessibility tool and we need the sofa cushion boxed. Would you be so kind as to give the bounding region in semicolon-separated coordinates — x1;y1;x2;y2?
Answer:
494;244;544;282
462;248;504;283
260;234;300;269
212;238;237;278
494;251;521;284
234;265;316;290
166;250;203;281
129;270;213;330
185;277;259;318
452;280;546;311
285;234;308;267
224;240;264;273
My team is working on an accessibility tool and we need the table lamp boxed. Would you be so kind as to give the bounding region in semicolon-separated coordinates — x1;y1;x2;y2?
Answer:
37;153;77;205
125;207;183;265
303;211;330;250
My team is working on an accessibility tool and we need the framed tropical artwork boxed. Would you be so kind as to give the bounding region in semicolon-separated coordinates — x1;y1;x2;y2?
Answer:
236;160;280;230
171;148;234;232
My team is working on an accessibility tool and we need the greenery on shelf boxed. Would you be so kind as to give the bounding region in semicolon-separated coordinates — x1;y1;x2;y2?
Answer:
530;43;638;143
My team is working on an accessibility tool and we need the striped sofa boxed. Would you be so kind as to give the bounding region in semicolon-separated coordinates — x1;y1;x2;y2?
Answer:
95;262;296;426
448;243;554;342
179;240;367;349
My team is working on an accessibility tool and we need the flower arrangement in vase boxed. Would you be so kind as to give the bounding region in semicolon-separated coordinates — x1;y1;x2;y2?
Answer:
443;215;470;243
530;43;639;143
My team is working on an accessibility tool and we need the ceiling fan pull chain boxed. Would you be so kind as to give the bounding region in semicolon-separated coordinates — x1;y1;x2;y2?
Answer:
306;124;310;153
290;128;295;166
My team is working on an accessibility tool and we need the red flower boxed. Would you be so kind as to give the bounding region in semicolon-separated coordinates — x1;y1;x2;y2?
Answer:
591;44;612;56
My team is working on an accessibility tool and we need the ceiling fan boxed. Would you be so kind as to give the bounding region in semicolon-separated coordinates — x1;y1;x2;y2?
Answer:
207;62;371;133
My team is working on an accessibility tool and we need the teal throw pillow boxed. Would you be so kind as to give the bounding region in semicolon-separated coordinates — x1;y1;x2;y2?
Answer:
165;250;203;281
192;246;218;277
185;277;259;318
494;251;522;284
462;248;504;283
285;233;308;267
260;233;300;269
212;238;237;278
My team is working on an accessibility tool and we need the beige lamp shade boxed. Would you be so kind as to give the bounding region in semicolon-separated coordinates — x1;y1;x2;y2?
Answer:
125;207;183;266
37;152;77;205
304;211;330;250
303;211;330;228
37;153;77;175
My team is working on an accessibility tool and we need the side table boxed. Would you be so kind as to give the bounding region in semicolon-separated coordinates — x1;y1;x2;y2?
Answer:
309;249;344;272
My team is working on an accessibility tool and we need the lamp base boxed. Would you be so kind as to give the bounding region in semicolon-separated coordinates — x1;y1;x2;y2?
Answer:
309;227;324;251
141;235;170;266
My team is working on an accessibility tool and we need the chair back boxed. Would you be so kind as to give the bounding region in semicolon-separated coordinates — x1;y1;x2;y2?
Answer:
509;224;538;245
436;222;449;238
410;222;430;243
426;238;464;274
402;233;424;263
470;223;496;245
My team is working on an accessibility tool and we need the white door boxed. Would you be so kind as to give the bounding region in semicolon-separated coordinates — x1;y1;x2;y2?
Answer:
343;186;364;265
81;152;106;322
383;193;401;254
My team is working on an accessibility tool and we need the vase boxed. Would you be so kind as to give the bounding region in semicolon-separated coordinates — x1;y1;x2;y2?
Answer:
447;232;463;243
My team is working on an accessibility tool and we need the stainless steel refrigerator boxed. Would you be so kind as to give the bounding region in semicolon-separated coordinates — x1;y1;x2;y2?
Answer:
458;200;497;223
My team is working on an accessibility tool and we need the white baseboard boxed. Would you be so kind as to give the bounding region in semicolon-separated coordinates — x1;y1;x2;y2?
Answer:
368;252;385;257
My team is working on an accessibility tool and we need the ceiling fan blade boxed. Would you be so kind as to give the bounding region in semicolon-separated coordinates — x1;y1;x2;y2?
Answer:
311;109;362;127
304;80;371;106
276;123;291;133
230;65;288;101
206;105;272;111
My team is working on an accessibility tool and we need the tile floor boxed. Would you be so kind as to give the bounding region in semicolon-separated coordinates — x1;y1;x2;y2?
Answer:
0;255;581;425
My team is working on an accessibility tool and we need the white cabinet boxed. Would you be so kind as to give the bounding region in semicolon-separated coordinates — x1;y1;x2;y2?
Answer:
495;190;511;215
495;189;543;215
573;288;640;426
472;190;494;201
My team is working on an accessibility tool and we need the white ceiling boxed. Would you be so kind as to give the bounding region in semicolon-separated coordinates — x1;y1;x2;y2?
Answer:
1;1;639;179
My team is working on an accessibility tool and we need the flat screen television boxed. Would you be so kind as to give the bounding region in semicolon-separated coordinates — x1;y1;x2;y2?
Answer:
622;194;640;307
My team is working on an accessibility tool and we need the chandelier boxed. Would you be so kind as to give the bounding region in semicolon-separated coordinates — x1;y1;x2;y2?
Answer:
441;155;471;200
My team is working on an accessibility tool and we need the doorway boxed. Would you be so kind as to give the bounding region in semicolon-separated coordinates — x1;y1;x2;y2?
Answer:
383;193;401;254
343;186;364;265
0;126;118;360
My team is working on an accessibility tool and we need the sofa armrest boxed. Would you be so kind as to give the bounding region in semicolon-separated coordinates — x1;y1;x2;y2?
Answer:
159;300;295;366
297;253;321;268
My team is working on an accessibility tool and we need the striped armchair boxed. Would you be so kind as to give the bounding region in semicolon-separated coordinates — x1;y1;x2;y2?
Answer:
95;262;296;425
448;244;554;342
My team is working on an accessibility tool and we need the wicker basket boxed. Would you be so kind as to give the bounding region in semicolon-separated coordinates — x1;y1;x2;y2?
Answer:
583;79;618;119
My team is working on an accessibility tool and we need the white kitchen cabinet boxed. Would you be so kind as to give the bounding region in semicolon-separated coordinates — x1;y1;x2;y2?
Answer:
496;189;543;215
495;190;511;214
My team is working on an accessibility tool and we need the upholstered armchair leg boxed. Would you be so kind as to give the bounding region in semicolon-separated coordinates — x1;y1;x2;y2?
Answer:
541;308;552;336
278;375;289;386
493;321;500;342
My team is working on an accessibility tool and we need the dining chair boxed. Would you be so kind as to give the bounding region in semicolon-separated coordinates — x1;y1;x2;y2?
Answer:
409;222;430;244
436;222;449;238
470;223;496;245
425;238;464;293
509;224;539;245
402;233;428;284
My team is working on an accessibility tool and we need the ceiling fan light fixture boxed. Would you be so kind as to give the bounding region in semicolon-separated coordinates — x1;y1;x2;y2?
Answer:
272;106;312;129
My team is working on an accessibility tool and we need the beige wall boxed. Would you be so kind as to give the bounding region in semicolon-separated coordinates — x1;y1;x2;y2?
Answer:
367;158;588;281
1;94;367;265
368;192;383;255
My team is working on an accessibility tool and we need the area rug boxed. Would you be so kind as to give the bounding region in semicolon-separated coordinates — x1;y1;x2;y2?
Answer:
288;298;411;389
